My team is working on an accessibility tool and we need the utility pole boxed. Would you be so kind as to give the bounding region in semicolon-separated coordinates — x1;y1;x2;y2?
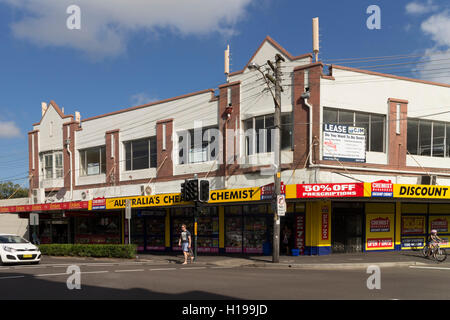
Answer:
247;53;284;263
272;53;284;263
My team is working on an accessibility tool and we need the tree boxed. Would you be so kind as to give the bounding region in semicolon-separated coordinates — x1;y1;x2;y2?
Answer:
0;181;29;199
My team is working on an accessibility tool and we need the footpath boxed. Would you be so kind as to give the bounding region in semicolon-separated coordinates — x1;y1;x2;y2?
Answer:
134;250;446;270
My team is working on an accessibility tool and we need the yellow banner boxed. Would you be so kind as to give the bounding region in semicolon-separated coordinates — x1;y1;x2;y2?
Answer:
394;184;450;199
106;193;189;209
209;187;261;203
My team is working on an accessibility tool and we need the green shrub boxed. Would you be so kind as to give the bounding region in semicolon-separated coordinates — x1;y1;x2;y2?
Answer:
38;244;137;259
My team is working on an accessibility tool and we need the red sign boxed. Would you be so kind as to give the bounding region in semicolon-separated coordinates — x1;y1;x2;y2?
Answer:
371;180;393;197
431;219;448;232
321;208;329;240
261;182;286;200
370;217;391;232
297;183;364;198
367;238;393;248
0;201;89;213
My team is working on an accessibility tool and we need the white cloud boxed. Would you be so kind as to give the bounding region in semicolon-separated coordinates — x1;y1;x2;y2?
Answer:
0;0;254;59
130;93;159;106
417;11;450;83
405;0;438;15
0;121;21;138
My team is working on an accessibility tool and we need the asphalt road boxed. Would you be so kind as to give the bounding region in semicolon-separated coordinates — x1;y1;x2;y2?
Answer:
0;258;449;300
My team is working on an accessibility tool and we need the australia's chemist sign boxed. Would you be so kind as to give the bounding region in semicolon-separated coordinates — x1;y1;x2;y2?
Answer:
106;193;188;209
394;184;450;199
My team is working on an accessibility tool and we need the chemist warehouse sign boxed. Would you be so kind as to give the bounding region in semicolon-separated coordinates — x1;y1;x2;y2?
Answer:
394;184;450;199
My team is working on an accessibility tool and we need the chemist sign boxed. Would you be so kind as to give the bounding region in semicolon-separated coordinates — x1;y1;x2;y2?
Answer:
323;124;366;163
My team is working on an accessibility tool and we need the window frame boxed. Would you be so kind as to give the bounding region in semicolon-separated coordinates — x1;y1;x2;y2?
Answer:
79;146;106;176
323;107;386;153
407;118;448;158
124;137;157;171
41;151;64;180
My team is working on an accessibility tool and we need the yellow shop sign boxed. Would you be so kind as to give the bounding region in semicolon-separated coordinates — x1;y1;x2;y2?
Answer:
394;184;450;199
106;193;188;209
209;187;261;203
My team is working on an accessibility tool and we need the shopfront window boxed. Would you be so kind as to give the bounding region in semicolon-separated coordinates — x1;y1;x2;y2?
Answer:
74;213;121;244
225;206;243;253
80;146;106;176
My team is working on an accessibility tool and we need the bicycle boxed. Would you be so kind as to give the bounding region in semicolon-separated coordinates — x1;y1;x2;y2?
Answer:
422;242;447;262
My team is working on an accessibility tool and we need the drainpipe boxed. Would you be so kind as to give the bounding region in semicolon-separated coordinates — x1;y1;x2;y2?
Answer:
66;141;73;200
302;91;318;182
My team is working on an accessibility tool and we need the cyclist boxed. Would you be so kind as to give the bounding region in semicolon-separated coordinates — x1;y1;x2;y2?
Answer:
427;229;443;257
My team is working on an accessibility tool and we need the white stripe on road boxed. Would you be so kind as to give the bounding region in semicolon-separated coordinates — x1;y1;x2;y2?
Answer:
114;269;145;273
409;266;450;271
35;271;109;277
0;276;25;280
149;268;177;271
180;267;207;270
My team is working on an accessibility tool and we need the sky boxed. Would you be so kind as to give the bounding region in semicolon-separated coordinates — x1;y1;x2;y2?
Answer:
0;0;448;187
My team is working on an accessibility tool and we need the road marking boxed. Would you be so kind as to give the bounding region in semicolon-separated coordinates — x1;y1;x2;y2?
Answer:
0;275;25;280
180;267;207;270
210;267;233;269
35;270;109;277
149;268;177;271
114;269;145;273
409;266;450;271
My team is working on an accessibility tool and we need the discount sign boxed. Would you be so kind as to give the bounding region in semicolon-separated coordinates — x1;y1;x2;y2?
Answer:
297;183;365;198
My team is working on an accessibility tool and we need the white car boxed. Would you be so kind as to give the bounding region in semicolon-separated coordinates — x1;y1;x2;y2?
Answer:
0;234;41;265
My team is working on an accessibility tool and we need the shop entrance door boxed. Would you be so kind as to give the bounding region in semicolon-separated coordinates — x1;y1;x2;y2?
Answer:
52;221;68;244
332;204;364;253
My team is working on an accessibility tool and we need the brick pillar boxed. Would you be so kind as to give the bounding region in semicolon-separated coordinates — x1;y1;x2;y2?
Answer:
388;98;408;167
28;130;39;191
156;119;173;178
63;122;79;191
218;81;240;175
293;63;323;166
106;129;120;185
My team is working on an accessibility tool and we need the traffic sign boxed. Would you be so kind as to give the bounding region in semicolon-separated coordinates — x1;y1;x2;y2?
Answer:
30;213;39;226
277;195;286;216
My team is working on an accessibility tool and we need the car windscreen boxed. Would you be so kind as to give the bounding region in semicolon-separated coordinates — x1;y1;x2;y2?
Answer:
0;235;29;244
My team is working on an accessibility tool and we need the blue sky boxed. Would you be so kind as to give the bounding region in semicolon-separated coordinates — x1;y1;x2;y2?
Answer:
0;0;448;187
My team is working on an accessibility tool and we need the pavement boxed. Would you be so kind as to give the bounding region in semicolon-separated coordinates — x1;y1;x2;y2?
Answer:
130;249;444;270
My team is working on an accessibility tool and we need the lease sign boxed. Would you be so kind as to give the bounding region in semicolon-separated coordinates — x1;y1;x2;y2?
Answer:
297;183;364;198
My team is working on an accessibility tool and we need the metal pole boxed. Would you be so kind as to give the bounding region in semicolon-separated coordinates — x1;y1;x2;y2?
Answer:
194;202;198;261
272;54;284;263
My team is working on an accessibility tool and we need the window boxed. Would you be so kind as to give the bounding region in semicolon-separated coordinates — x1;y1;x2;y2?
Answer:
323;107;386;152
41;151;63;180
124;137;157;171
244;113;293;155
178;126;218;164
80;146;106;176
408;119;449;157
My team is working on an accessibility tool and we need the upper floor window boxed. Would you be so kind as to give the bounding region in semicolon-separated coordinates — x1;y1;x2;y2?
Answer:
80;146;106;176
323;107;385;153
41;151;63;180
124;137;157;171
178;126;218;164
407;119;449;157
244;113;293;155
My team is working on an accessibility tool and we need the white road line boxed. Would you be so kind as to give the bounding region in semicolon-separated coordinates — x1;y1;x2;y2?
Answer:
114;269;145;273
35;270;109;277
180;267;207;270
0;276;25;280
409;266;450;271
210;267;233;269
149;268;177;271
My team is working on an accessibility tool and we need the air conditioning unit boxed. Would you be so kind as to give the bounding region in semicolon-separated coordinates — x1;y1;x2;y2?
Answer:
141;185;153;196
80;189;93;200
418;175;437;185
32;189;45;204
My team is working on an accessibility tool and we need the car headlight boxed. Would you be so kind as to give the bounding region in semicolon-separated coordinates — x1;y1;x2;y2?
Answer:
3;246;16;253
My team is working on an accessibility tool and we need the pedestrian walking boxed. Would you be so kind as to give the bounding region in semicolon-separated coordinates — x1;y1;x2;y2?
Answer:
178;224;194;264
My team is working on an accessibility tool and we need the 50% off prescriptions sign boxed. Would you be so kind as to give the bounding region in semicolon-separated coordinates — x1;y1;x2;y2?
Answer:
296;183;365;198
